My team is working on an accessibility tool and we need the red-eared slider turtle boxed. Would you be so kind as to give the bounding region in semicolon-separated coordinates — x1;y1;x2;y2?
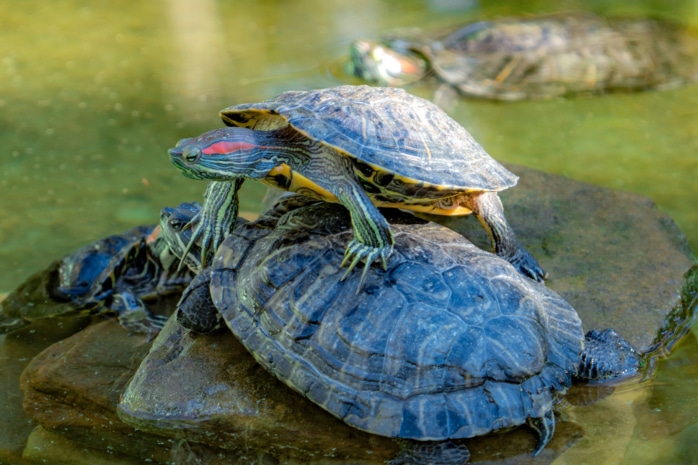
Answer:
0;223;192;334
168;85;545;286
348;13;698;100
160;198;641;463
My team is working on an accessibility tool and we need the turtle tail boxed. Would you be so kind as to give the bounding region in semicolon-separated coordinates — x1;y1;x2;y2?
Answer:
528;408;555;456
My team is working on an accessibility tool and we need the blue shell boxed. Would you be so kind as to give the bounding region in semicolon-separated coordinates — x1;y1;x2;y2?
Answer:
207;201;582;440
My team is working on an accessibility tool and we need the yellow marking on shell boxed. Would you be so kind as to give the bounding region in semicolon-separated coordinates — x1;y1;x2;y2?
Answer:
261;164;339;202
495;57;519;83
353;157;485;193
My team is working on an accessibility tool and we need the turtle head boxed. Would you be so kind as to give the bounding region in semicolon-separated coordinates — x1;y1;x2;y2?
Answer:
159;202;206;273
347;39;427;87
169;127;266;181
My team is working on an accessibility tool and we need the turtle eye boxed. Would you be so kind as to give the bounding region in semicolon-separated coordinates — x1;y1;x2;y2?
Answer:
169;219;185;231
182;147;201;164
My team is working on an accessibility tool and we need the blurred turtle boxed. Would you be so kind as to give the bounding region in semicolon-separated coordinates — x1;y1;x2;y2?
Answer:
348;13;698;101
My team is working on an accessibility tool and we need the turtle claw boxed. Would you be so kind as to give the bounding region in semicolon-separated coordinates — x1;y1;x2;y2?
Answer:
175;212;202;272
340;240;393;291
179;180;242;271
177;213;220;272
508;248;547;283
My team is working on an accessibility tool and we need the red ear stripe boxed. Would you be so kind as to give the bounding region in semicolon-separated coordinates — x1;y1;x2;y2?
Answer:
202;140;257;155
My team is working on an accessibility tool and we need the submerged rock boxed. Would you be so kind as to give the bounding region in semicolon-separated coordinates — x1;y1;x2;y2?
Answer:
13;165;698;463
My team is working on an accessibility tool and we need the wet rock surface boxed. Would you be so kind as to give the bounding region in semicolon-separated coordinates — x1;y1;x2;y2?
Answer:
18;320;168;462
7;165;698;464
119;318;400;464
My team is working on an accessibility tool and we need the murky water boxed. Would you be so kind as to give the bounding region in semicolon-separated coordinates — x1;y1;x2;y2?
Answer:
1;0;697;463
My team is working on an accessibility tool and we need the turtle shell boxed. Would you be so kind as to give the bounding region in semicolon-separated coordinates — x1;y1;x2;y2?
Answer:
206;199;582;440
352;14;698;100
0;225;191;334
220;85;517;192
53;225;156;306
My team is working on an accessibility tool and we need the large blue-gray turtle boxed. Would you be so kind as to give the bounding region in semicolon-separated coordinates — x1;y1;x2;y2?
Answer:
159;197;640;464
167;85;546;286
348;13;698;101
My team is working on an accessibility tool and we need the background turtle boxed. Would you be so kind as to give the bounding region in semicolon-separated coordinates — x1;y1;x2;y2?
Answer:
161;197;641;464
0;223;192;334
348;13;698;101
168;85;545;286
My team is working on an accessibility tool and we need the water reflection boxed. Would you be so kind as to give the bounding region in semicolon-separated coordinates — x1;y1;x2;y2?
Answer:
164;0;226;122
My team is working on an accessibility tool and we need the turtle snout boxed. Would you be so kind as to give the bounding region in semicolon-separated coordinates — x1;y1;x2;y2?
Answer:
169;137;201;163
169;143;205;179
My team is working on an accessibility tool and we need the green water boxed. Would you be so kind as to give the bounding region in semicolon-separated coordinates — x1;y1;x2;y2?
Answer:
1;0;697;463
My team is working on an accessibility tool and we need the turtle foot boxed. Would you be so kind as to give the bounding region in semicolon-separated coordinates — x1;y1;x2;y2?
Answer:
577;329;643;382
506;247;547;283
191;219;220;269
179;180;240;270
176;270;224;334
340;240;393;290
177;210;224;272
111;292;169;336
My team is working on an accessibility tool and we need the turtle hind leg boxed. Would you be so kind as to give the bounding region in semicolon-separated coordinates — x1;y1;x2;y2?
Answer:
528;409;555;456
390;439;470;465
468;191;547;282
577;329;643;382
176;269;224;334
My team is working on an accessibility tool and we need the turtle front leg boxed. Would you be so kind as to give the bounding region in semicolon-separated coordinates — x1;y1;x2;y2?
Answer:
339;185;395;284
303;153;395;286
183;179;243;269
468;191;547;282
109;292;169;335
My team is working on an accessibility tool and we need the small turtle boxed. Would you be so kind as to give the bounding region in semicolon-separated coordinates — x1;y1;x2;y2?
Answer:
348;13;698;100
0;223;192;334
160;198;640;464
168;85;545;286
